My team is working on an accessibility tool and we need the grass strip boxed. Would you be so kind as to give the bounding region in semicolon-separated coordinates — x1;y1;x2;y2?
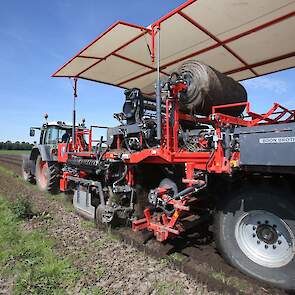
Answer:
0;150;31;155
0;196;80;295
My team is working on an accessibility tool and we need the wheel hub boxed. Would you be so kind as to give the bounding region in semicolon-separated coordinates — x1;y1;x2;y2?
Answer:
38;161;48;189
235;210;295;268
256;224;278;245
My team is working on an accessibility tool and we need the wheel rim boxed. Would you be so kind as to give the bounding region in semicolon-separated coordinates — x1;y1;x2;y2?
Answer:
38;160;48;189
235;210;295;268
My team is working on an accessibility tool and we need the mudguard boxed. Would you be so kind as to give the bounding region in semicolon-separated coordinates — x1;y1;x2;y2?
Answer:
29;145;58;162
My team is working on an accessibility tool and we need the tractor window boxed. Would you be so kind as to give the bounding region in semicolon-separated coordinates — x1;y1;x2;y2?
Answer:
44;127;59;144
59;129;67;140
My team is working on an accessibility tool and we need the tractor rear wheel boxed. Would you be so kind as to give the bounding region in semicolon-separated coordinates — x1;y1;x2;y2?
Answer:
214;185;295;290
35;156;59;194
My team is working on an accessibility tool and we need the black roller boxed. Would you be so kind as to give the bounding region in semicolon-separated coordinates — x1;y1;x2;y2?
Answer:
67;158;100;170
177;61;248;117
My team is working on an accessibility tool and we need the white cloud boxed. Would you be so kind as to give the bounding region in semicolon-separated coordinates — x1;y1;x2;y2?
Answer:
242;77;288;95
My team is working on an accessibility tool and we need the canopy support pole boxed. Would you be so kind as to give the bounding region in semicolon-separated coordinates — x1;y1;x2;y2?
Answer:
155;26;162;142
72;78;78;148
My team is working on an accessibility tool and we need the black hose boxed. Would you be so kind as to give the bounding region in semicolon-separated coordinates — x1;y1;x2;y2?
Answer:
113;165;128;187
174;174;207;200
98;144;109;164
95;136;104;160
174;184;198;199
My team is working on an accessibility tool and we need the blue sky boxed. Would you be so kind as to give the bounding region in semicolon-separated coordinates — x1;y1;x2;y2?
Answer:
0;0;294;142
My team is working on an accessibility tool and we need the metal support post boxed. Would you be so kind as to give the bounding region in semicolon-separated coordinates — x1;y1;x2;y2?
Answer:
155;26;162;142
72;78;78;147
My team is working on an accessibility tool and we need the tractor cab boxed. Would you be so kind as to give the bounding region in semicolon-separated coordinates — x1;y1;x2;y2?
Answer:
28;121;73;162
30;117;75;143
35;122;71;145
23;118;87;194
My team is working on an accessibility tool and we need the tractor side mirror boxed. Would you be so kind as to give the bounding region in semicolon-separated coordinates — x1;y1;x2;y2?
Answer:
30;128;35;137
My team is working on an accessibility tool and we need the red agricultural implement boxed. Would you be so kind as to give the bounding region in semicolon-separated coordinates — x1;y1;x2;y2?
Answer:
24;0;295;290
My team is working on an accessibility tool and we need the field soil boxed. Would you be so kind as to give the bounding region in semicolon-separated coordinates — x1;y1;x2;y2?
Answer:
0;154;289;295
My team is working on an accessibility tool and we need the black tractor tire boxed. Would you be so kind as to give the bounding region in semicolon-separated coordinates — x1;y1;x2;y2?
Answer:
214;185;295;290
21;160;35;184
35;156;59;194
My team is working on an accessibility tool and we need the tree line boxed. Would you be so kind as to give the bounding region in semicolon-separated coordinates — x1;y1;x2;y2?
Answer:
0;141;33;150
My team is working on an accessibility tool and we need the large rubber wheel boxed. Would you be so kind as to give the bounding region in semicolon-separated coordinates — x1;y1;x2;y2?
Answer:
35;156;59;194
214;185;295;290
22;159;35;184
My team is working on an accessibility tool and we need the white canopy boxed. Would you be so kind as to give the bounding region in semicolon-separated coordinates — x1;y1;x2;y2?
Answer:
53;0;295;96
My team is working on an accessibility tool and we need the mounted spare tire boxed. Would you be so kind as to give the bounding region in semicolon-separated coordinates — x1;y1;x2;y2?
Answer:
35;155;59;194
214;185;295;290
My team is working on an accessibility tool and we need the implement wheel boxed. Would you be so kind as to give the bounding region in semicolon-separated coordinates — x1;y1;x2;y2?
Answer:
95;206;119;229
35;156;59;194
214;185;295;290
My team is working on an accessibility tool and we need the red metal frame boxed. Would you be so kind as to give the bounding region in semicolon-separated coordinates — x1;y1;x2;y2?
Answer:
177;10;258;77
112;53;169;76
156;10;295;72
225;51;295;76
52;21;151;77
79;56;103;60
117;68;155;87
117;8;295;87
153;0;197;27
132;207;182;242
130;99;295;240
53;1;295;92
212;102;295;127
76;30;149;77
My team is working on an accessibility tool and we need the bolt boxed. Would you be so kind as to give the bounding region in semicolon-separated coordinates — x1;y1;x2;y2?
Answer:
278;240;282;245
252;226;256;231
257;221;261;225
252;234;256;238
265;220;269;224
257;240;261;245
273;245;277;249
273;224;277;228
265;245;268;249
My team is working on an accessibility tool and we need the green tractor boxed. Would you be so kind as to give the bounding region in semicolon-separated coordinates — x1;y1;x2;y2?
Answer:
22;118;73;194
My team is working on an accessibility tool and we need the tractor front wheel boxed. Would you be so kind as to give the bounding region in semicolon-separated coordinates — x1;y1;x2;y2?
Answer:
35;156;59;194
22;158;35;184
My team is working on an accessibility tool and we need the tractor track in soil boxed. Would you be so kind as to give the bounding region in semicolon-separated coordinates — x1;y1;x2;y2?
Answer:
0;154;290;295
0;155;23;174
